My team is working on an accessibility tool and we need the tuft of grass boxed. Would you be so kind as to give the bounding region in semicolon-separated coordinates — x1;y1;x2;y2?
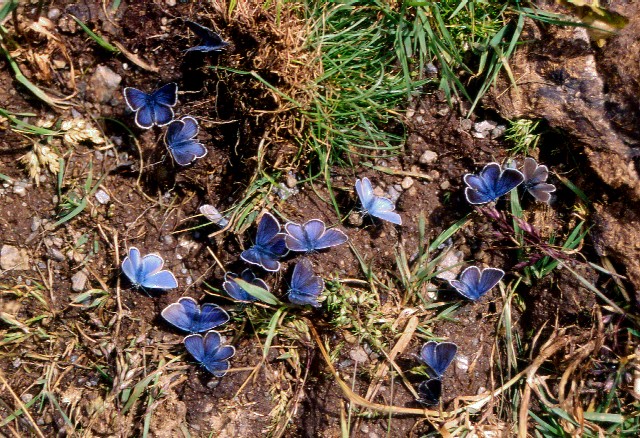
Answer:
505;119;542;155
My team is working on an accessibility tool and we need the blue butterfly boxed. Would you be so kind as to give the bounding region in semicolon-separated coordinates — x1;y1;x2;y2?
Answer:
522;157;556;203
240;212;287;272
419;341;458;378
185;20;229;53
223;269;269;302
284;219;348;252
183;330;235;377
464;162;524;205
161;297;229;333
449;266;504;301
123;83;178;129
417;378;442;406
355;177;402;225
288;259;324;308
121;247;178;290
164;116;207;166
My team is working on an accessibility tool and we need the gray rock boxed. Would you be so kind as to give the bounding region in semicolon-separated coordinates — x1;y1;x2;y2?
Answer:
401;177;414;189
491;125;507;139
48;248;65;262
94;189;110;205
472;120;498;138
285;172;297;188
419;150;438;164
31;216;42;232
435;250;464;281
13;181;28;197
386;185;401;203
459;118;473;131
71;271;88;292
1;245;30;270
89;66;122;103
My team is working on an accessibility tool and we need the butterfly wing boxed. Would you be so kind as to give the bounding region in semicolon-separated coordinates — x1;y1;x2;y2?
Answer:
184;333;205;363
195;304;230;333
223;272;253;301
477;268;504;296
288;259;324;307
185;21;229;52
314;228;348;250
124;88;148;111
355;177;374;211
151;82;178;107
165;117;207;166
255;213;281;245
463;173;494;204
417;378;442;406
494;168;524;198
135;105;155;129
161;297;199;332
240;246;281;272
121;247;142;285
202;331;235;377
284;222;310;252
426;342;457;377
522;157;538;182
140;270;178;290
368;196;402;225
449;266;482;300
529;183;556;203
170;140;208;166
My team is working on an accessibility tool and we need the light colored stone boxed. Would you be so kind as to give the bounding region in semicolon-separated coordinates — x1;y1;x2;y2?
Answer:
89;65;122;103
435;249;464;281
285;172;297;188
419;150;438;164
1;245;30;270
71;271;88;292
349;346;368;363
94;189;110;204
13;182;27;197
401;177;414;189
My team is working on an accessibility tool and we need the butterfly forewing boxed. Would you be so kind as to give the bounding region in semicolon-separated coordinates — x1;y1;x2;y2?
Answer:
420;341;458;378
417;378;442;406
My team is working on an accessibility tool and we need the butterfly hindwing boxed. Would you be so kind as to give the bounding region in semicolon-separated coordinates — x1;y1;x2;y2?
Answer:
124;83;177;129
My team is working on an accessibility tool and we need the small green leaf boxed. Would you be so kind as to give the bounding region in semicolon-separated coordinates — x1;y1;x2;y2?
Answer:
233;278;282;305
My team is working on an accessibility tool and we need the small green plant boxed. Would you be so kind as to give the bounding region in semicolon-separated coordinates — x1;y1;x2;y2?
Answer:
505;119;542;155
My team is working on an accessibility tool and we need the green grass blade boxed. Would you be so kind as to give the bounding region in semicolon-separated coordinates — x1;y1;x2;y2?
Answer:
70;15;120;53
234;278;282;306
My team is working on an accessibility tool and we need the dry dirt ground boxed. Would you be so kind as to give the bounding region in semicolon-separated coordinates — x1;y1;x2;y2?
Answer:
0;1;639;437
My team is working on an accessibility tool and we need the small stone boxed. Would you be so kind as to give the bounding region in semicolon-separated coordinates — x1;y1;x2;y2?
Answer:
166;0;177;5
435;250;464;281
12;358;21;368
349;346;369;363
386;186;401;203
52;59;66;69
21;393;33;403
419;150;438;164
1;245;30;270
407;186;417;197
455;355;469;372
285;172;297;188
88;65;122;103
491;125;507;139
31;216;42;232
440;180;450;190
460;118;473;131
71;271;88;292
13;182;27;197
48;248;65;262
94;189;110;205
47;8;61;20
401;177;414;189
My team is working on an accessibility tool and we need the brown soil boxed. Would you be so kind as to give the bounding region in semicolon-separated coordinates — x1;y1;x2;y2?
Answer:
0;1;638;437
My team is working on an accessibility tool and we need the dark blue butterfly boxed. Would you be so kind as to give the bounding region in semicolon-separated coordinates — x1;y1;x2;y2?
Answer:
183;330;235;377
284;219;348;252
185;20;229;53
240;212;287;272
419;341;458;378
223;269;269;302
355;177;402;225
522;157;556;203
288;259;324;308
161;297;229;333
417;378;442;406
121;247;178;290
164;116;207;166
123;83;177;129
464;162;524;205
449;266;504;301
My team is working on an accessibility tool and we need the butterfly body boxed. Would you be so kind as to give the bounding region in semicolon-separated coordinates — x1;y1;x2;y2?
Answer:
183;330;235;377
240;213;287;272
223;269;269;302
164;116;207;166
185;21;229;52
284;219;348;252
355;177;402;225
464;162;524;205
161;297;229;333
121;247;178;290
288;259;324;308
522;157;556;203
124;83;178;129
449;266;504;301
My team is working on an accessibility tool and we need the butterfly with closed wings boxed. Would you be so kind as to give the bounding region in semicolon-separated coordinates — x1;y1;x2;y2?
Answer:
161;297;229;333
522;157;556;203
124;83;178;129
121;247;178;291
185;20;229;53
419;341;458;378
